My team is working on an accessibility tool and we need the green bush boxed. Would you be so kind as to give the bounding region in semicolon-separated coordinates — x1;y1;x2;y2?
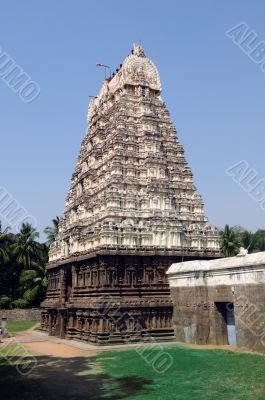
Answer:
23;286;41;304
11;299;30;309
0;296;11;309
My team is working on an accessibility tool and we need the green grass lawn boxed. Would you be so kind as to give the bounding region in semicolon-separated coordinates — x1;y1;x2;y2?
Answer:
6;320;39;335
95;346;265;400
0;343;265;400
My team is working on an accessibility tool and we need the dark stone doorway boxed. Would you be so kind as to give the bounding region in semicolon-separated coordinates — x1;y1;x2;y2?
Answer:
215;302;237;346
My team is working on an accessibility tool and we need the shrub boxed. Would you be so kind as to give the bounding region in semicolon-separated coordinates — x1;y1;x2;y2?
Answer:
11;299;30;309
23;287;41;304
0;296;11;309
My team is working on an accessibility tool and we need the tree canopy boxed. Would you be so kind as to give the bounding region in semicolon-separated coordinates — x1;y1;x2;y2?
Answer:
219;225;265;257
0;217;59;308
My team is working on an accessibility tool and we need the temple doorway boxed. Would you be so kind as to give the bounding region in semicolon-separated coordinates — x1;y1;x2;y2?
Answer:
226;303;237;345
215;302;237;346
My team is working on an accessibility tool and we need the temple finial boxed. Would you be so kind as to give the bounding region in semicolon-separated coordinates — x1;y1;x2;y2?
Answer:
133;43;145;57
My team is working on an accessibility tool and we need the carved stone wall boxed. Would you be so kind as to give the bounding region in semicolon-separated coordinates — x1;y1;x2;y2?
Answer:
42;255;175;343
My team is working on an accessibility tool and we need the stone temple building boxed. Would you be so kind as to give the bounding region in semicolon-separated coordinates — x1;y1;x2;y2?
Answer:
167;251;265;352
41;44;220;344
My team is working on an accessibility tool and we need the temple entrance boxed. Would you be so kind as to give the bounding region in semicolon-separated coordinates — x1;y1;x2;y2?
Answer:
226;303;237;346
215;302;237;346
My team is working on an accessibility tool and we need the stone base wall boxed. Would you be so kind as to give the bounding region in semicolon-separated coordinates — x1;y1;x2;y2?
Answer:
167;252;265;353
0;308;41;321
41;300;174;345
41;254;178;344
170;283;265;352
171;285;231;345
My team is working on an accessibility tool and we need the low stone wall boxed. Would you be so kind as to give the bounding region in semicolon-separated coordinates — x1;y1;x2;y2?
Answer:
0;308;41;321
167;252;265;353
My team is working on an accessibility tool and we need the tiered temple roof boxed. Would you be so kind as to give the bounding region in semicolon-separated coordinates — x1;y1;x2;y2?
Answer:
49;44;220;266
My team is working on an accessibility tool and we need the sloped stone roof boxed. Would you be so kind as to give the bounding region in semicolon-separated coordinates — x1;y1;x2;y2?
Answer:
167;251;265;275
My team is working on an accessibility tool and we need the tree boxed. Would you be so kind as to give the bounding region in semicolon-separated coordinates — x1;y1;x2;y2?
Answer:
20;243;48;306
240;230;254;252
0;224;13;264
0;228;15;297
44;216;60;246
0;222;49;306
232;225;254;253
11;223;42;269
220;225;240;257
0;232;11;264
252;229;265;252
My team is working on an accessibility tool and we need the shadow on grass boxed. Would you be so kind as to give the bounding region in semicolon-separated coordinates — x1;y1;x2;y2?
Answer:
0;354;153;400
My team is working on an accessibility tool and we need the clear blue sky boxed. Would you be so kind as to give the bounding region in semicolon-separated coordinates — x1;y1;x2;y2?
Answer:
1;0;265;240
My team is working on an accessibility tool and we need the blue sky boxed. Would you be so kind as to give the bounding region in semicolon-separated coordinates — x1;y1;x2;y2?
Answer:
0;0;265;240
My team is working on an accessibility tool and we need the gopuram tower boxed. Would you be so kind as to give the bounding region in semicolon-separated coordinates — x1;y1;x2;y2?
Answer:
41;45;220;344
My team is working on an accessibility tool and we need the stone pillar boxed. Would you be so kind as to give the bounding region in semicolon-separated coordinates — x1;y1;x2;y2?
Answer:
48;310;53;335
59;269;66;306
59;310;66;338
98;317;104;333
72;265;78;287
68;311;75;328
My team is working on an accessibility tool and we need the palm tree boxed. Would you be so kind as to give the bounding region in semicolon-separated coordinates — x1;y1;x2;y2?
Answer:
20;258;48;305
0;224;13;264
0;228;14;297
0;222;49;304
253;229;265;252
20;268;47;305
20;242;48;305
220;225;240;257
44;216;60;246
11;223;41;269
240;230;253;252
0;232;11;264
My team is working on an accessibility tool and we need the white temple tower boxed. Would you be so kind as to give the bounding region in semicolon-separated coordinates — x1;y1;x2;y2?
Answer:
41;45;220;344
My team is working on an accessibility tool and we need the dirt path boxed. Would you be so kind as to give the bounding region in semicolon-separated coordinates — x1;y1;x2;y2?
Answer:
23;341;100;357
21;336;238;358
11;329;263;358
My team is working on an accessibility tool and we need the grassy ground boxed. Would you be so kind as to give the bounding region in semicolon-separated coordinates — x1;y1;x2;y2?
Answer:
96;346;265;400
0;344;264;399
6;320;39;335
0;325;265;400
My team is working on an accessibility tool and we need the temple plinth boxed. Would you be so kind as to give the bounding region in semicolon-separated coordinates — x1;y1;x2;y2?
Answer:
41;44;221;344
